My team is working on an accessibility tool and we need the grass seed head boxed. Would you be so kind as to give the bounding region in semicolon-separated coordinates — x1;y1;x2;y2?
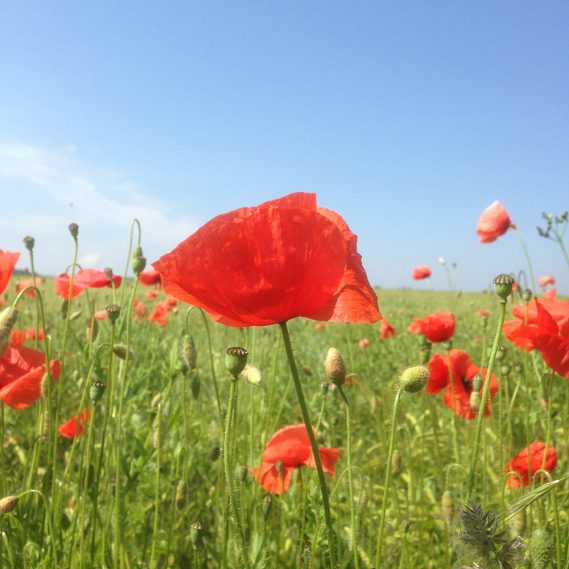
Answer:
0;496;18;515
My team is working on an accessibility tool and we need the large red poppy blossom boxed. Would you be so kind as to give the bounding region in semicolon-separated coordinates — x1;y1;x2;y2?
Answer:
379;320;395;340
252;424;340;494
54;273;87;299
427;349;499;420
0;344;61;409
476;201;514;243
74;269;122;289
538;275;555;288
412;266;431;280
59;409;91;438
505;441;557;488
153;193;381;327
16;278;42;298
408;312;455;343
139;269;161;287
0;251;20;296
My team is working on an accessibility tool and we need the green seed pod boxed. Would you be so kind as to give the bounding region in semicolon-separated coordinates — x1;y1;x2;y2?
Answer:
262;494;272;519
190;521;204;549
529;529;553;569
494;274;514;301
0;496;18;515
182;334;197;370
324;348;346;387
89;381;106;404
23;236;35;251
191;374;200;400
0;307;18;356
106;304;121;323
225;347;248;378
175;479;188;511
391;449;402;475
68;223;79;239
399;365;429;393
113;343;134;360
441;491;454;527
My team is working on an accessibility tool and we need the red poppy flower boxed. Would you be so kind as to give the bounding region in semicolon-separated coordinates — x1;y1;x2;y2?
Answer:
153;193;381;327
506;441;557;488
0;344;61;409
475;309;489;317
538;275;555;288
54;273;87;299
379;319;395;339
358;338;369;349
476;201;514;243
408;312;455;343
412;266;431;280
544;288;557;300
145;290;159;300
139;269;161;286
0;251;20;296
427;349;499;420
74;269;122;289
16;278;42;298
58;409;91;438
11;328;44;346
252;424;340;494
149;301;169;326
94;310;108;320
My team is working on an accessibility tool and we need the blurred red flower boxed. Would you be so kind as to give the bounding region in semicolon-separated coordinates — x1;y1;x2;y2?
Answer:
544;288;557;300
358;338;369;349
412;266;431;280
11;327;44;346
379;320;395;339
153;193;380;327
55;273;86;299
506;441;557;488
252;424;339;494
145;290;159;300
16;278;42;298
475;309;489;317
538;275;555;288
0;344;61;409
59;409;91;438
408;312;455;343
94;310;108;320
476;201;514;243
139;269;161;286
0;251;20;296
427;349;498;420
74;269;122;289
149;301;170;326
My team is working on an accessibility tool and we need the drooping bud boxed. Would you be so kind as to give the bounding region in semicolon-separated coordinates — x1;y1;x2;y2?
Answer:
391;449;402;475
131;245;147;275
175;479;188;510
182;334;197;370
0;496;18;515
0;307;18;355
190;521;205;549
225;347;248;378
113;343;134;360
494;274;514;301
106;304;121;323
441;491;454;527
324;348;346;387
68;223;79;239
399;365;429;393
529;529;553;569
522;289;533;303
89;381;106;404
23;236;35;251
262;494;272;518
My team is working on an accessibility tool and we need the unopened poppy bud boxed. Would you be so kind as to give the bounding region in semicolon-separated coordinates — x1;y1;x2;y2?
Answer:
0;495;18;515
472;374;482;392
175;479;188;510
469;390;481;412
324;348;346;386
442;340;452;352
191;374;200;399
61;299;69;319
86;318;98;342
23;236;35;251
500;364;511;377
103;267;113;279
182;334;197;370
113;343;134;360
496;345;507;361
190;521;204;549
225;346;248;378
522;289;533;303
68;223;79;239
209;446;221;462
494;274;514;301
441;491;453;527
262;494;272;518
399;365;429;393
132;255;147;275
106;304;121;323
90;381;106;404
0;307;18;355
391;449;402;475
511;510;526;536
529;529;553;569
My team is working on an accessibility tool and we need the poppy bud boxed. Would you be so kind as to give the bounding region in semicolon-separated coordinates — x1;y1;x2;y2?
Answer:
225;347;248;378
441;491;453;527
495;345;507;361
68;223;79;239
391;449;402;475
500;364;511;377
191;374;200;399
209;446;221;462
0;496;18;515
182;334;197;370
510;510;526;536
320;381;329;395
399;365;429;393
529;529;552;569
190;521;204;549
469;391;481;412
472;374;482;392
23;236;35;251
131;245;146;275
0;306;18;356
324;348;346;387
90;381;106;404
175;479;188;510
106;304;121;323
61;299;69;319
522;289;533;303
262;494;272;519
113;343;134;360
494;274;514;301
103;267;114;280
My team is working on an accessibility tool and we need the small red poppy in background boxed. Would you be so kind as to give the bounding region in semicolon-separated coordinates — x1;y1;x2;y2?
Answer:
252;424;340;494
544;288;557;300
538;275;555;288
59;409;91;438
475;309;489;317
0;344;61;409
139;269;161;287
506;441;557;488
16;278;42;298
476;201;514;243
0;251;20;296
379;319;395;339
146;290;159;300
408;312;455;343
358;338;369;349
11;327;44;346
153;193;381;327
94;310;107;320
412;266;431;280
427;349;499;420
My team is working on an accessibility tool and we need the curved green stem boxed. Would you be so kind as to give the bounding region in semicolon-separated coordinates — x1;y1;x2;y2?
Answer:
120;218;141;307
511;229;536;292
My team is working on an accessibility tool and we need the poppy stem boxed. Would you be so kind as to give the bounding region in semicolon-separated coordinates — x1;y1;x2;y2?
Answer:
511;228;536;292
466;299;507;500
278;321;338;569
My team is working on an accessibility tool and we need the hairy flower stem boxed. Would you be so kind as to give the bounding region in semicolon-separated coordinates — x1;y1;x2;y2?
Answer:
150;404;162;569
338;386;360;569
466;299;507;500
119;218;141;308
279;321;338;569
223;380;251;569
374;388;403;568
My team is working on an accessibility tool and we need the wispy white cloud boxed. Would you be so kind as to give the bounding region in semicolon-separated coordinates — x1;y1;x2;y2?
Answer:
0;143;199;275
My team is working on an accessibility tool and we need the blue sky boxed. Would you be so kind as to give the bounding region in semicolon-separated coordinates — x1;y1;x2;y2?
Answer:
1;1;567;293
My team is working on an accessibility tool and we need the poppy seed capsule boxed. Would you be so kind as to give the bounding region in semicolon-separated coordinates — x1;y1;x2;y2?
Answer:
106;304;121;323
182;334;197;370
0;307;18;356
324;348;346;386
113;343;134;360
441;491;453;527
23;236;35;251
399;365;429;393
0;495;18;515
494;274;514;301
68;223;79;238
90;381;106;404
225;346;248;378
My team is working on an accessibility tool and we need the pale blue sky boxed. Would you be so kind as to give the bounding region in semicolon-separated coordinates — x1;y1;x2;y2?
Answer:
1;2;567;292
